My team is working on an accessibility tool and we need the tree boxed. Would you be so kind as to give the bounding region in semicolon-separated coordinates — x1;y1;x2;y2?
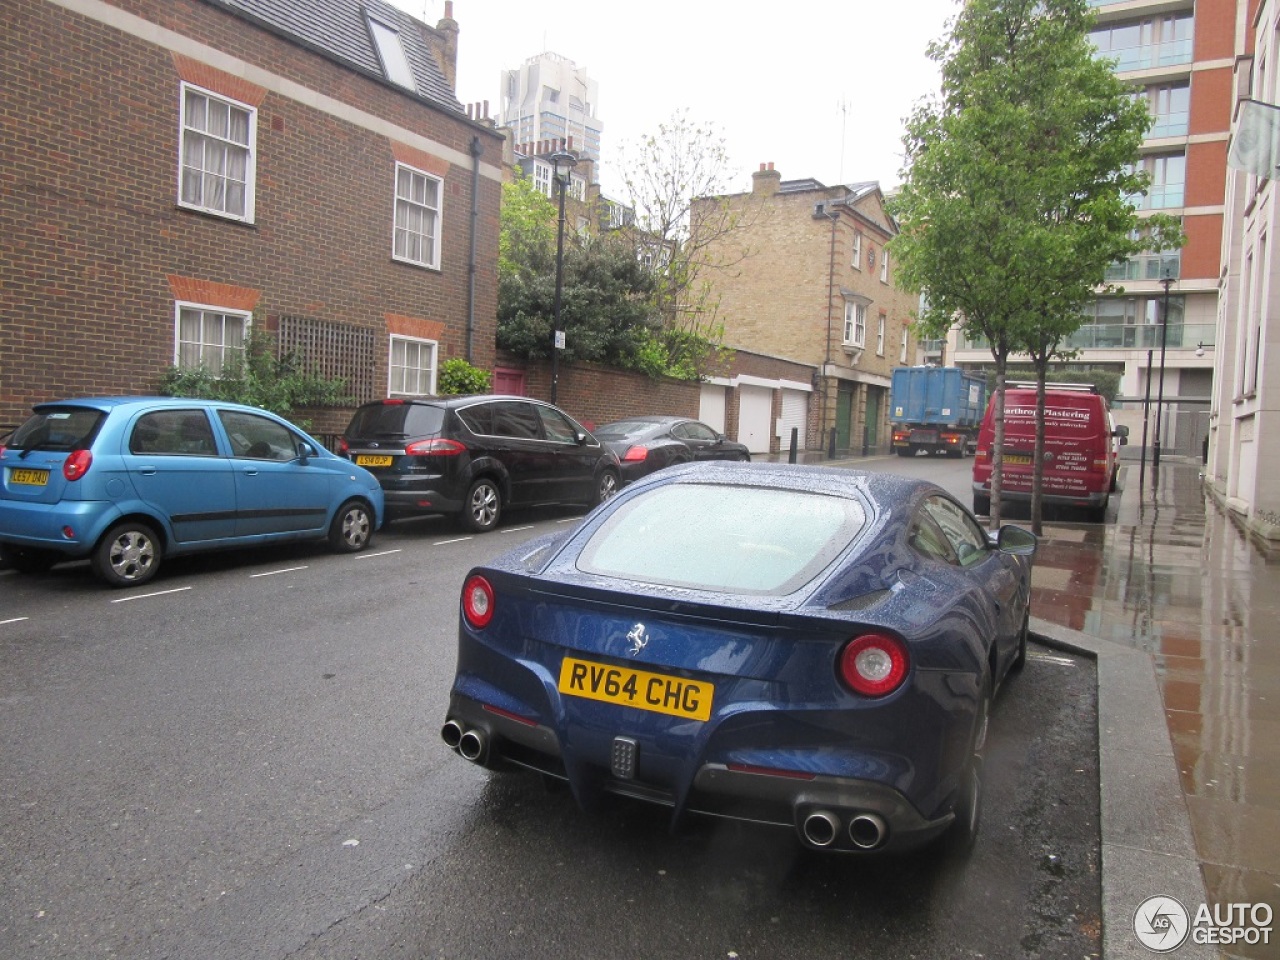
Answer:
888;0;1182;528
497;170;661;370
615;111;761;378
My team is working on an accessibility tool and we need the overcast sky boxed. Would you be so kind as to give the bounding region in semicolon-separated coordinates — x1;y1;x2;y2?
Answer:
389;0;962;197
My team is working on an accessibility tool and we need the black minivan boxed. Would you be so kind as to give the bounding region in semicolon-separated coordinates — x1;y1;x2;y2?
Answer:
339;396;621;532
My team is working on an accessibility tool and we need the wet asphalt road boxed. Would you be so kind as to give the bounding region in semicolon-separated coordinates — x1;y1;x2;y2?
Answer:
1;459;1101;960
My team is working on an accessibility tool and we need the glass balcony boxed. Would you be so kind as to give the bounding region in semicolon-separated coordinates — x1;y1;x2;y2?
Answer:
1104;252;1181;283
1149;111;1189;138
958;322;1215;352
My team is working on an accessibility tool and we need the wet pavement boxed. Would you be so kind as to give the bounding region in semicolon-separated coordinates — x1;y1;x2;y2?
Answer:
1029;459;1280;959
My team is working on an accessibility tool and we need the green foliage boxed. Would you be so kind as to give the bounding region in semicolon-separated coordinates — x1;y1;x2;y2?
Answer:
988;368;1121;402
436;358;492;395
499;171;557;283
158;327;350;425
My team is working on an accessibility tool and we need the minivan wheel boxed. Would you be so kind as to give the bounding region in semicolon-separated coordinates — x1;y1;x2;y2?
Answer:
92;521;161;588
329;500;373;552
591;469;619;507
0;544;59;574
462;478;501;532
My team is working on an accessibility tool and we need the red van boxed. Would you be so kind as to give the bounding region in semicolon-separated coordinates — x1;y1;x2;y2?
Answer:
971;383;1128;522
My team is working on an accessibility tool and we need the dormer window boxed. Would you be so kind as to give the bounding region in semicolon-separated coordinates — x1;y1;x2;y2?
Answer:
368;17;416;92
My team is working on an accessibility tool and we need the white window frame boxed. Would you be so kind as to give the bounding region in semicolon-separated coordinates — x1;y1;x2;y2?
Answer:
178;83;257;223
174;302;250;375
533;161;552;197
851;232;863;269
388;334;437;397
393;162;442;270
876;313;886;355
900;328;909;363
843;300;867;347
880;249;889;283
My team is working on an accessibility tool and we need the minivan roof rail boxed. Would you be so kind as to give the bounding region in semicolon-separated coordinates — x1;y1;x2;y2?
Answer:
1005;381;1099;393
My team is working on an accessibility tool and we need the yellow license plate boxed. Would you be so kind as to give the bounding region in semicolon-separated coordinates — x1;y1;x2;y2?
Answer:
558;656;713;721
355;455;393;467
10;468;49;486
1003;454;1033;465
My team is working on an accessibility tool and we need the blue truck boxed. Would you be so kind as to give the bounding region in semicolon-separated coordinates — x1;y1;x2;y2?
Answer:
889;366;987;458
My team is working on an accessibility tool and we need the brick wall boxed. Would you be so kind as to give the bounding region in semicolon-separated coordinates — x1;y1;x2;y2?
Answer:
0;0;502;425
506;358;701;431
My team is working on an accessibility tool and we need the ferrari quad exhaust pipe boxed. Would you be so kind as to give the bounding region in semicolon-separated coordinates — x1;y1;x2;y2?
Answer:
457;727;488;763
802;810;840;847
441;719;465;750
849;813;887;850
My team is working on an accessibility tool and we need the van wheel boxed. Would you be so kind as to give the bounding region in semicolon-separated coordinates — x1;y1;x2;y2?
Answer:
92;521;162;588
462;478;501;532
973;494;990;516
329;500;373;552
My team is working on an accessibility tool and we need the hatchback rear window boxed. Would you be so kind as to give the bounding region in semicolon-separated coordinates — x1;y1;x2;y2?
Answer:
576;483;866;595
8;408;106;452
345;402;444;439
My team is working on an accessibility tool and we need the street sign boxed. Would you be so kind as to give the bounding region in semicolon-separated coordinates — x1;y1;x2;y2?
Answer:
554;331;566;350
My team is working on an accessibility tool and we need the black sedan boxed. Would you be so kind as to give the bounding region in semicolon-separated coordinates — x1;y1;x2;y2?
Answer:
441;462;1037;855
593;416;750;484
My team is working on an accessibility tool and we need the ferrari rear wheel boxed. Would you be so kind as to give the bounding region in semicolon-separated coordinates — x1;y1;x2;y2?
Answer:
943;676;991;856
1011;609;1029;673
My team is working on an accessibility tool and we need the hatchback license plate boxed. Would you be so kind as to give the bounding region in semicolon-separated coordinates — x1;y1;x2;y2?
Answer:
10;468;49;486
558;656;713;721
355;455;393;467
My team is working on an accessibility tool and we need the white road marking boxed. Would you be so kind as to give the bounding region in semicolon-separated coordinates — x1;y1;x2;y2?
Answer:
432;537;473;545
249;566;308;578
354;549;401;560
500;525;535;534
1;617;30;626
110;586;193;603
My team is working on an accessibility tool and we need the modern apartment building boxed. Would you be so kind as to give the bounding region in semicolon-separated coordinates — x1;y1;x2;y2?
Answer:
948;0;1234;456
500;52;603;162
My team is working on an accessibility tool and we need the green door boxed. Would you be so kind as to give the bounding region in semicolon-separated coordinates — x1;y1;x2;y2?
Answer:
864;388;880;453
836;384;854;452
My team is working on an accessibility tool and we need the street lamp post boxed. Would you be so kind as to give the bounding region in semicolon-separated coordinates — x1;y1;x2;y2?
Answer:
1152;274;1173;474
549;149;577;406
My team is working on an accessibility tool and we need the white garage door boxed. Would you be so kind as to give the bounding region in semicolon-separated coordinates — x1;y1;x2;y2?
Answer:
778;389;808;450
699;385;727;433
738;385;773;454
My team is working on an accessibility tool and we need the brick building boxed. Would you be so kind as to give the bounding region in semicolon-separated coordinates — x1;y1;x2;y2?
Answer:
0;0;504;433
690;166;920;455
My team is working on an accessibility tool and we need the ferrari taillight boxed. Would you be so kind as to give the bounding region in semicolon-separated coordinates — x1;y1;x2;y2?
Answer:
63;449;92;482
461;574;495;628
838;633;909;697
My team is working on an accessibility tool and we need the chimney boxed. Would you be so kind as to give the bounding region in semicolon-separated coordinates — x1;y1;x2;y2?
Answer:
752;162;781;197
423;1;458;91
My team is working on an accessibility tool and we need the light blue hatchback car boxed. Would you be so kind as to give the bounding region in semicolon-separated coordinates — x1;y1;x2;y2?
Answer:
0;397;384;587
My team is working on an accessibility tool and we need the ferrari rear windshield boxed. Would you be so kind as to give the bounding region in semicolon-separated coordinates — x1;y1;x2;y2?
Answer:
576;482;866;595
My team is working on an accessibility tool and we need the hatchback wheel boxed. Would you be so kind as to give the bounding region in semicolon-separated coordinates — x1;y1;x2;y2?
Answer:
462;478;501;532
592;469;619;507
92;521;161;588
0;544;60;575
329;500;373;552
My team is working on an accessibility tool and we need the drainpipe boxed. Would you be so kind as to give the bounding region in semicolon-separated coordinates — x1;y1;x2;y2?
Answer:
821;208;840;450
466;134;483;363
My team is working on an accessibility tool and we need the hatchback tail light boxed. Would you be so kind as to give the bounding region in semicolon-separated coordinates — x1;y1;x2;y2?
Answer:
405;438;467;456
838;633;909;697
63;449;93;482
337;437;350;456
462;574;495;628
621;446;648;462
